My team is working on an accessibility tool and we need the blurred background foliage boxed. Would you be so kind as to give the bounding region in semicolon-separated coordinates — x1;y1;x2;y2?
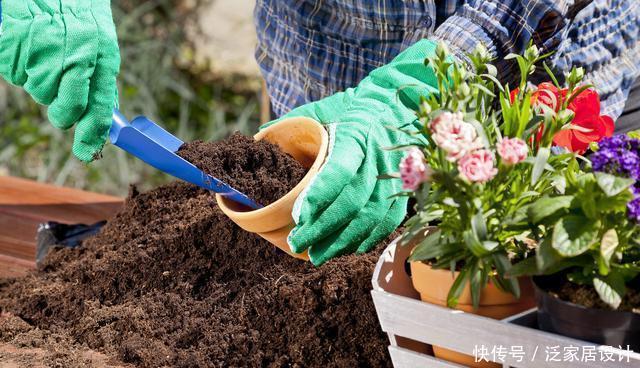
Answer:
0;0;261;196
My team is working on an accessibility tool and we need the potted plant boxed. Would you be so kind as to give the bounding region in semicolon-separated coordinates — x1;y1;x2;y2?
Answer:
216;117;329;260
511;132;640;351
389;43;616;367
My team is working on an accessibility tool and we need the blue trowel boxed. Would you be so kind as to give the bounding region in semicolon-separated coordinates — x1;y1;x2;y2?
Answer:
110;110;262;209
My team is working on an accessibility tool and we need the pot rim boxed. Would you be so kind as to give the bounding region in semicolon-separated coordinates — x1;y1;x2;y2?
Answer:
216;117;328;218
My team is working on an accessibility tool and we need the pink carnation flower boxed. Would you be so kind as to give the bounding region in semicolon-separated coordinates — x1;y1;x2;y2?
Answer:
399;148;432;191
458;149;498;183
497;137;528;166
430;111;483;162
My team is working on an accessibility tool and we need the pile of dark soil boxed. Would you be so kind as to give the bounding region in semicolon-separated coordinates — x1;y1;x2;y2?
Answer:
0;313;125;367
550;279;640;313
177;133;308;206
0;135;393;367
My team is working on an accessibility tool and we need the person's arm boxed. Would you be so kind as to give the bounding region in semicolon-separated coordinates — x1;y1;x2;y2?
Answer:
0;1;120;162
432;0;583;83
263;0;591;265
550;1;640;128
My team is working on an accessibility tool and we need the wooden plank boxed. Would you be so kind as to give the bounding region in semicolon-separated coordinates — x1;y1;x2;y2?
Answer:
0;216;41;260
0;255;34;278
388;346;464;368
0;176;121;224
0;176;120;205
0;176;123;277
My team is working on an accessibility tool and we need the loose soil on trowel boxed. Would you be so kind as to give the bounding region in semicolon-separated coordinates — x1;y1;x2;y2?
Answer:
0;134;393;367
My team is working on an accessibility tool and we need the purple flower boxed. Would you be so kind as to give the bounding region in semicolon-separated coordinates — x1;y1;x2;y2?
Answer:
591;135;640;223
628;198;640;224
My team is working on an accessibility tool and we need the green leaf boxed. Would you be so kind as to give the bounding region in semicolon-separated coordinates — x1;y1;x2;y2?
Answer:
593;275;625;309
596;190;635;211
387;192;412;199
463;230;489;257
469;262;482;309
599;229;619;273
482;241;499;252
537;237;563;272
595;172;635;197
378;173;401;180
531;147;550;186
535;237;589;274
409;232;448;261
580;196;598;219
480;74;505;92
508;257;539;277
492;253;520;297
543;62;561;88
552;216;599;257
485;64;498;78
527;195;574;224
471;211;488;240
447;268;470;308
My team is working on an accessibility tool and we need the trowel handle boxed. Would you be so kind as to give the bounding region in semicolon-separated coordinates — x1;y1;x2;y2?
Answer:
110;110;263;210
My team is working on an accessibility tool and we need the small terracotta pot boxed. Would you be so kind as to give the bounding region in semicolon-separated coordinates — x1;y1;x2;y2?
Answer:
216;117;328;261
410;260;535;368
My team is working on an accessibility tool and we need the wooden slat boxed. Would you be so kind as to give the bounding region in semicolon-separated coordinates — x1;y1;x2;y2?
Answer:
389;346;464;368
0;176;120;205
0;255;34;278
0;216;42;260
0;176;123;277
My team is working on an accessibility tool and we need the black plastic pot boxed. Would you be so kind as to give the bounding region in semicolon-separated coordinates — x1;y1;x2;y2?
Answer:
533;275;640;352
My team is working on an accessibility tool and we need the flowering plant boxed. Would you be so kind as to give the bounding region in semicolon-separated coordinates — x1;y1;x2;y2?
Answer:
392;43;618;309
509;133;640;309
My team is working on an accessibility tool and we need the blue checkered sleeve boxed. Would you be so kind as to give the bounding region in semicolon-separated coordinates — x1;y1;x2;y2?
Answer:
433;0;640;120
255;0;640;121
554;1;640;119
433;0;573;79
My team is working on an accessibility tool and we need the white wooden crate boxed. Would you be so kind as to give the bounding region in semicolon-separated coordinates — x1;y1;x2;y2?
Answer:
371;237;640;367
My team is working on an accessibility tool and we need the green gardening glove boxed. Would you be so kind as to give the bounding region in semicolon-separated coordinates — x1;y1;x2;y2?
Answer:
264;39;440;265
0;0;120;162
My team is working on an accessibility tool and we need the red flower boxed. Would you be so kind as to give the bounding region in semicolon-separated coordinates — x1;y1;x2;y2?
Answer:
553;89;614;154
510;82;562;112
510;84;614;154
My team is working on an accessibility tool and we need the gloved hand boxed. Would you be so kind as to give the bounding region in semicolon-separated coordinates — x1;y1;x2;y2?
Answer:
264;40;440;265
0;0;120;162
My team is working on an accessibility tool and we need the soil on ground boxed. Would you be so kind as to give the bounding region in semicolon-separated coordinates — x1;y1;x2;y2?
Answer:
0;135;393;367
0;312;127;367
550;278;640;313
177;133;307;206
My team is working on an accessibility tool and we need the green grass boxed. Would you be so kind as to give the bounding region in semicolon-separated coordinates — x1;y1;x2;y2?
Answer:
0;0;261;196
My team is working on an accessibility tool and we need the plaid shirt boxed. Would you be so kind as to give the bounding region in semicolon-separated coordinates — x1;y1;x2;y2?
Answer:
255;0;640;120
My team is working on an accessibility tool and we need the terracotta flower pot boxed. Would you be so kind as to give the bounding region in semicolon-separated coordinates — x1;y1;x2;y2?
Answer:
410;260;535;367
216;117;328;261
